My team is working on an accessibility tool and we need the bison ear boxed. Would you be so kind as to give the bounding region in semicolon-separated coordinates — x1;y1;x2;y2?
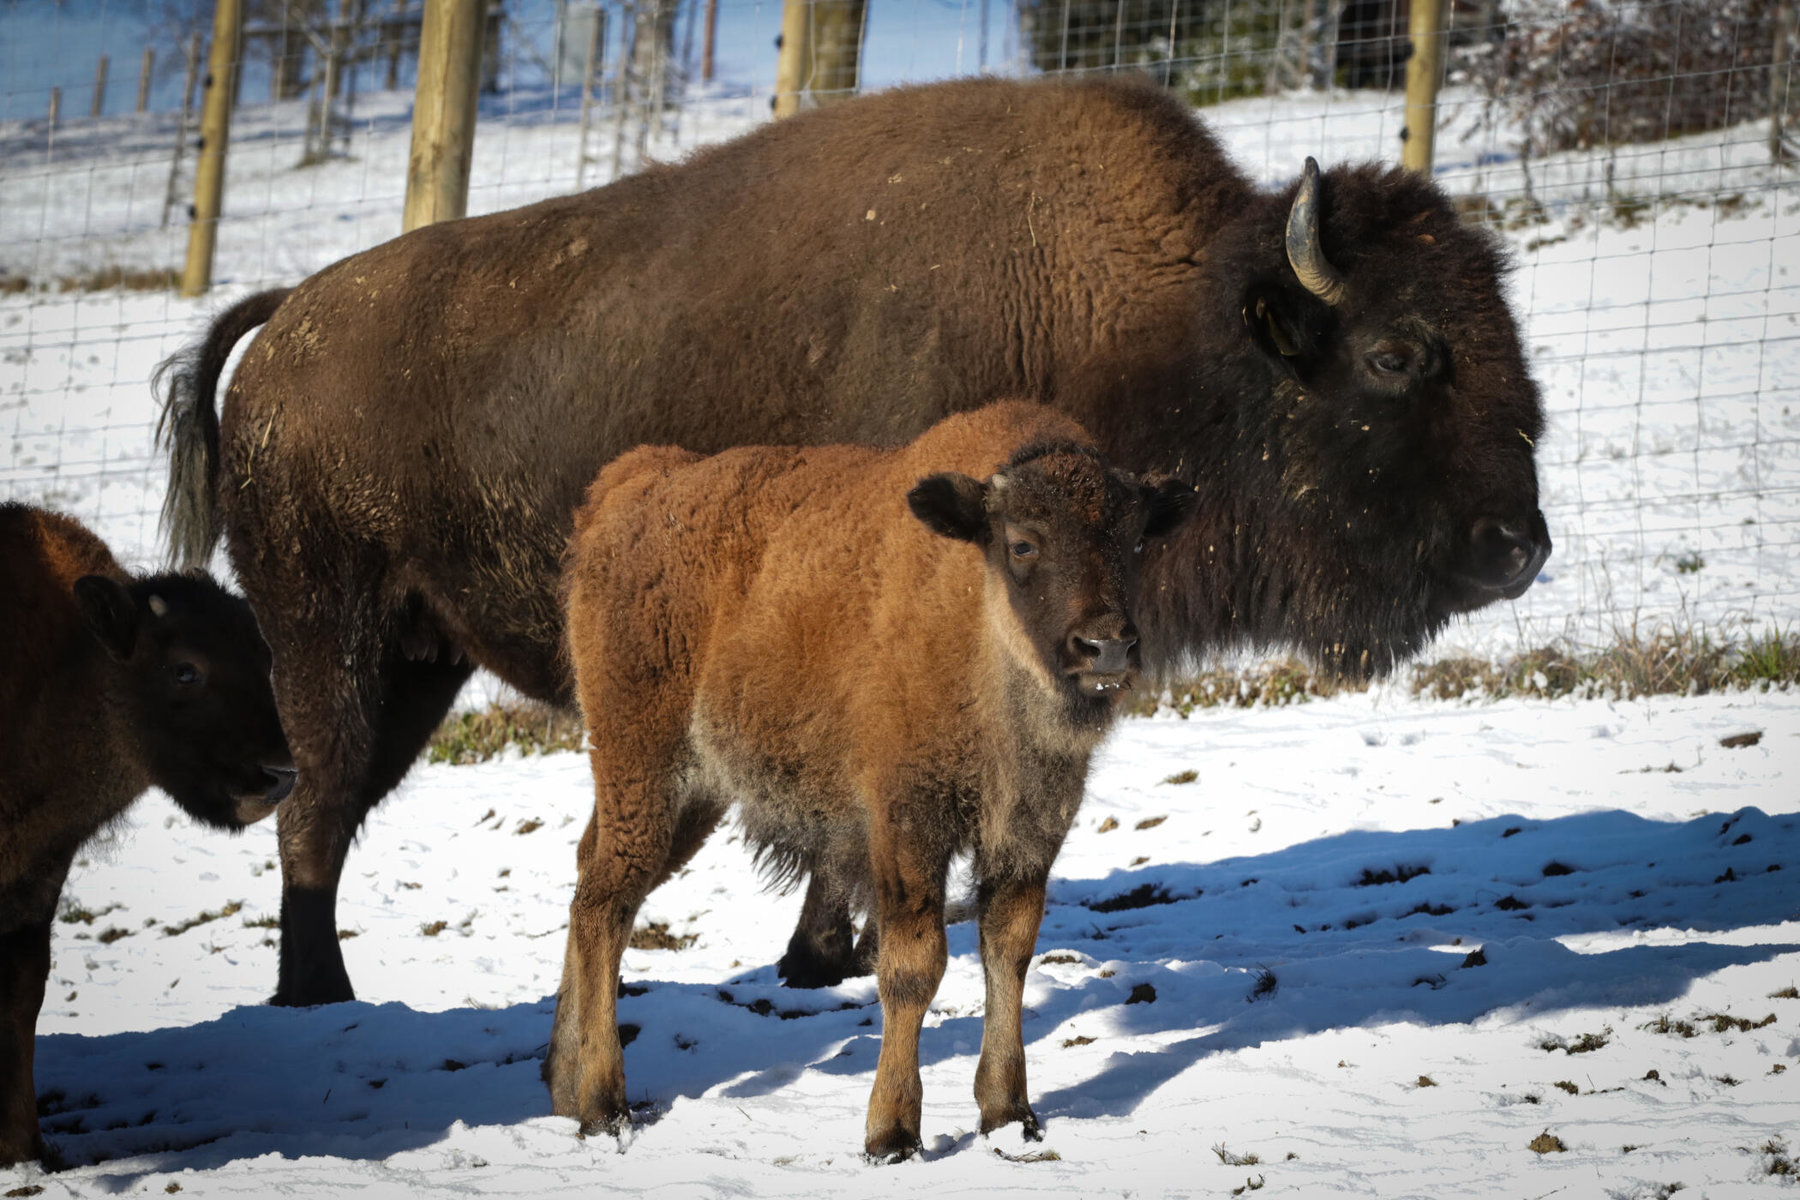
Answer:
74;575;141;660
1242;283;1325;369
1141;477;1197;541
907;472;989;543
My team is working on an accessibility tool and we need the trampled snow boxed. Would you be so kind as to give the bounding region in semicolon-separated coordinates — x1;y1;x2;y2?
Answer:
17;689;1800;1198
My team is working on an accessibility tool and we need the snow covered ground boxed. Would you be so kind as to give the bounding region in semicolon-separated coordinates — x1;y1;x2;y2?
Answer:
14;687;1800;1197
2;54;1799;1200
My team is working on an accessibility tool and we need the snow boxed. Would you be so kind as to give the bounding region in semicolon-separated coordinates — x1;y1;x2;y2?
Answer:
2;51;1799;1200
15;688;1800;1197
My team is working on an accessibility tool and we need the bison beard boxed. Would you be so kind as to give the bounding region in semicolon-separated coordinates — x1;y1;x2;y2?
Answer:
157;74;1548;1007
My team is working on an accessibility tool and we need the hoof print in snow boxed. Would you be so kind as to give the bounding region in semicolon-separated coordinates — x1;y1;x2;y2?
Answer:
1126;983;1157;1005
1718;731;1762;748
1528;1130;1566;1154
1541;860;1577;876
1460;947;1488;968
1494;895;1530;911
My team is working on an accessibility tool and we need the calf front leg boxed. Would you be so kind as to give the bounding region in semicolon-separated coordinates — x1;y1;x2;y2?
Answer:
864;830;949;1161
0;916;51;1166
973;870;1049;1139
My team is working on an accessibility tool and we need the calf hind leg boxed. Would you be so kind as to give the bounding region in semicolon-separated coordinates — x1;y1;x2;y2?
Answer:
546;765;714;1135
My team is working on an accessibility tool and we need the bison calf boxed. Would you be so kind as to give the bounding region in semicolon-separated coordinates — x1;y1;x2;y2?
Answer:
0;503;293;1166
546;403;1194;1157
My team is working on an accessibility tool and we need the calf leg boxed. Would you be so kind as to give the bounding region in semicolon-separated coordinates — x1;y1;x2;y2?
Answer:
267;608;472;1008
545;751;709;1135
0;916;51;1166
864;824;949;1161
972;870;1048;1139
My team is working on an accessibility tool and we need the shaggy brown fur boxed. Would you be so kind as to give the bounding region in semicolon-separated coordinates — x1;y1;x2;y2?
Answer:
0;503;293;1166
545;403;1193;1157
158;74;1547;1006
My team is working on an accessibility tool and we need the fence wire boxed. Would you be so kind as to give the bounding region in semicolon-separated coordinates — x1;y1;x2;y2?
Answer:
2;0;1796;661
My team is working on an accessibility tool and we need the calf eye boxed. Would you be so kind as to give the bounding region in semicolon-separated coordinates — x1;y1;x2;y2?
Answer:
172;662;202;686
1134;540;1145;554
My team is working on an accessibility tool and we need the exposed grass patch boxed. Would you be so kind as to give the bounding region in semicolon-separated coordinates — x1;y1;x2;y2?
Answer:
162;902;243;937
628;922;698;951
1161;769;1198;785
426;702;584;765
1770;986;1799;1000
1062;1034;1097;1048
1553;1080;1580;1095
1129;625;1796;718
1528;1130;1567;1154
1765;1137;1795;1177
58;900;122;925
1212;1144;1261;1166
0;266;181;294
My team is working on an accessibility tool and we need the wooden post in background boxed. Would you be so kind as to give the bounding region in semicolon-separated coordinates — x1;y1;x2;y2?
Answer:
137;47;156;112
403;0;485;231
575;5;604;187
772;0;808;117
701;0;718;81
1401;0;1445;175
182;0;244;297
92;55;110;117
47;88;60;151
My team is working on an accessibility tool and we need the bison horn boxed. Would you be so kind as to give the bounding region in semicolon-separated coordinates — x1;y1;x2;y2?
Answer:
1286;157;1348;307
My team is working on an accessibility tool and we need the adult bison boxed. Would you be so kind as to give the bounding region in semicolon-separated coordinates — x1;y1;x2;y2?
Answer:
159;74;1549;1008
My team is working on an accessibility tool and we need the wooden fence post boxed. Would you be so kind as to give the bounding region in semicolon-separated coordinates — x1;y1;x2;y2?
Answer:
182;0;244;298
403;0;485;232
92;55;110;118
1401;0;1446;174
772;0;808;117
47;87;60;151
138;47;156;113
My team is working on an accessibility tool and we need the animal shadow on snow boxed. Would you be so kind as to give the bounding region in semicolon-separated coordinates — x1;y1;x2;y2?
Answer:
30;806;1797;1171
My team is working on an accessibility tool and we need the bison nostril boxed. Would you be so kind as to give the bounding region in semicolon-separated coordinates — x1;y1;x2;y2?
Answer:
1072;636;1102;662
262;765;298;803
1468;516;1537;589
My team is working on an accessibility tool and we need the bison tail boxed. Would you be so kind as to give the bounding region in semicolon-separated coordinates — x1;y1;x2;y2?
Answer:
154;288;293;568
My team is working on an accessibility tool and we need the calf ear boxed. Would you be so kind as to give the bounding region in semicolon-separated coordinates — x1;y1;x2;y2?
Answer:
74;575;141;660
1141;477;1197;540
907;472;989;543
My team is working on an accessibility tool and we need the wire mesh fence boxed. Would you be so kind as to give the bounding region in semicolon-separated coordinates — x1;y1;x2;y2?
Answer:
2;0;1796;663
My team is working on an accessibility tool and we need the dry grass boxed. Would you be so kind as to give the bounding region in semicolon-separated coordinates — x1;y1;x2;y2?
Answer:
1131;624;1798;718
426;702;584;765
1;266;181;294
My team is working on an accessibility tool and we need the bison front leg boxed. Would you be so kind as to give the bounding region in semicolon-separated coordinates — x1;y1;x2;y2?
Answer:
864;821;949;1162
0;916;51;1166
972;870;1049;1140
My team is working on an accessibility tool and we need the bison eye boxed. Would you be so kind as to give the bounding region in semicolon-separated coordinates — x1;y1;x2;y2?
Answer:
172;662;202;687
1367;349;1412;376
1009;539;1038;560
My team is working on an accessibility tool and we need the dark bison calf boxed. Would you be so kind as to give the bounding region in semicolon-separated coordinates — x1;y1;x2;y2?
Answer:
546;403;1194;1157
0;503;293;1166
